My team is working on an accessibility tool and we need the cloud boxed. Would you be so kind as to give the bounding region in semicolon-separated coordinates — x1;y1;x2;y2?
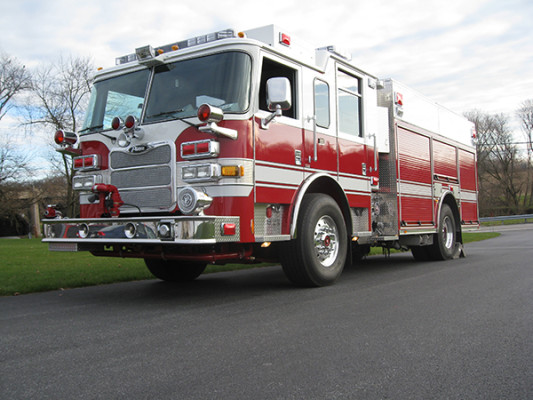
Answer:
1;0;532;142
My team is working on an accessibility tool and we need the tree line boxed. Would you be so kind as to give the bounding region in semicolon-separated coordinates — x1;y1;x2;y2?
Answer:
0;51;532;234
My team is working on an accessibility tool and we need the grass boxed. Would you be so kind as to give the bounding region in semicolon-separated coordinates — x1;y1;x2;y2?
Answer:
0;231;500;296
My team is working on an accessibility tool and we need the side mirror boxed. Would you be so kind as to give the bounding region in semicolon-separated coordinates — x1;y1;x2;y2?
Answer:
262;77;292;129
266;77;292;111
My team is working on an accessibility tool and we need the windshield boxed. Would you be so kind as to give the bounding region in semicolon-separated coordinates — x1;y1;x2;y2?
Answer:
81;69;150;134
144;52;251;123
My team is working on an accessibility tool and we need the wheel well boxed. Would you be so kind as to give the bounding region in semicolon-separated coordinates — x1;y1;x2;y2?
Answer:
441;193;462;243
303;176;352;238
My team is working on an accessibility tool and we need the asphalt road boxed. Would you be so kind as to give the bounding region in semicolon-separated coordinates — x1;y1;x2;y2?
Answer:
1;227;532;399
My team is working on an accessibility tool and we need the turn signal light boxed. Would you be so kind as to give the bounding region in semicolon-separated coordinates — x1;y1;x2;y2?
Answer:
221;165;244;177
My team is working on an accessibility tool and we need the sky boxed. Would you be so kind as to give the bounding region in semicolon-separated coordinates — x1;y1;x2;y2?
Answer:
1;0;533;174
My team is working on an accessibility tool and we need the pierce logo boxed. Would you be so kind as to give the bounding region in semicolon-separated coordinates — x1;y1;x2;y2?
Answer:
129;145;148;153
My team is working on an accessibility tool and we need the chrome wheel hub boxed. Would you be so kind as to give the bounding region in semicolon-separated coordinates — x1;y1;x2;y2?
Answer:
313;215;339;267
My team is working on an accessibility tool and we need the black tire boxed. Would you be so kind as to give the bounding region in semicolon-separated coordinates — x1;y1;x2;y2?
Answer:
428;204;458;260
281;194;348;287
145;259;206;282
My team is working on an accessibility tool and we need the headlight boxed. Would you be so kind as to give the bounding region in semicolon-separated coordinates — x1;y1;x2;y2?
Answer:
181;164;221;182
73;175;102;191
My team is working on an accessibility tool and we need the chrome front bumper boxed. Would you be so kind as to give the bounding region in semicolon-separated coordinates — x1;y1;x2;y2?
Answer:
42;216;240;251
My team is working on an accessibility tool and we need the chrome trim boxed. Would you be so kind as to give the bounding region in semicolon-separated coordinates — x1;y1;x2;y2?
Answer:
42;215;240;247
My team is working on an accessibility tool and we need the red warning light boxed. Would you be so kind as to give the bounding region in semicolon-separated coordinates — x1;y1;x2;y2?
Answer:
197;104;211;122
280;33;291;46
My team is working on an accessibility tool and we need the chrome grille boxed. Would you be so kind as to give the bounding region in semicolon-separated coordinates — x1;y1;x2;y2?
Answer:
111;166;171;188
120;188;172;209
110;145;171;169
110;143;174;212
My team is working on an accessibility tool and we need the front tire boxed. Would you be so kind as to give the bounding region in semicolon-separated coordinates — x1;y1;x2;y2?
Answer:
281;194;348;287
145;259;206;282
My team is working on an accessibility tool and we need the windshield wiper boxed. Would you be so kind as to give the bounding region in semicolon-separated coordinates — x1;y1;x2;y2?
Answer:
146;109;185;119
79;124;103;133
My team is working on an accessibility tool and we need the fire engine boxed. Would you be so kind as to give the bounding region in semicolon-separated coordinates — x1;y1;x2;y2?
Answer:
43;25;479;287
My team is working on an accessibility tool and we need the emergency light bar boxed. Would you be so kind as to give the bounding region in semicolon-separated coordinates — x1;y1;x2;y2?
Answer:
116;29;237;65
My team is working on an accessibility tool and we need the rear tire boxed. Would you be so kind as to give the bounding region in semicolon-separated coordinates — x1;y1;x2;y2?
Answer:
145;259;206;282
281;194;348;287
428;204;458;260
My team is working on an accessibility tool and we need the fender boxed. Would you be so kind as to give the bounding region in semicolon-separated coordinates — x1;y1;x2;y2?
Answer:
288;172;352;238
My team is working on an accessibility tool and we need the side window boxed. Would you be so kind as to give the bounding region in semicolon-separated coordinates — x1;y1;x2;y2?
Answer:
337;70;362;137
259;57;297;119
314;80;330;128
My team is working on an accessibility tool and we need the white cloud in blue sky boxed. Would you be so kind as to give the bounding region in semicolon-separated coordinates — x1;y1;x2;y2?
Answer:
1;0;532;169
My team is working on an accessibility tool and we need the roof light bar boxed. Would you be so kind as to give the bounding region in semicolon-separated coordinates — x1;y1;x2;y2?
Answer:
116;29;237;65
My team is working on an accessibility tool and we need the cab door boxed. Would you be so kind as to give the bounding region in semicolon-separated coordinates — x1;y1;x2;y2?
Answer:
335;68;371;211
303;77;337;177
254;54;304;205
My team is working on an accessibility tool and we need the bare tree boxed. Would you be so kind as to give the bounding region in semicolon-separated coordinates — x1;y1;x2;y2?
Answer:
0;52;34;227
25;55;94;217
0;52;32;121
465;110;525;215
517;99;533;208
0;139;36;222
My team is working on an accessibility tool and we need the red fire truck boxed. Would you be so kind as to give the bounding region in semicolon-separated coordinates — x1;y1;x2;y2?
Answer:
43;25;479;286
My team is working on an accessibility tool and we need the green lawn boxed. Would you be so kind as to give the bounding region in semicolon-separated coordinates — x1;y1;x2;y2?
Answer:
0;231;500;296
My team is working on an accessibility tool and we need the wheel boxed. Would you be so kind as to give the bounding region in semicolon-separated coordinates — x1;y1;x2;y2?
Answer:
428;204;458;260
281;194;348;287
145;259;206;282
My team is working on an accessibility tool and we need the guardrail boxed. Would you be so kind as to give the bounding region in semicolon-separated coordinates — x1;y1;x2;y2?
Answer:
479;214;533;224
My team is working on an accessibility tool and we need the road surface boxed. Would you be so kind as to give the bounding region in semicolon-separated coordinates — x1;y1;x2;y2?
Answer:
1;226;532;399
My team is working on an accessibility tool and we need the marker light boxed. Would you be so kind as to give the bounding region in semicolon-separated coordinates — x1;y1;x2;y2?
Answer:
221;223;236;236
395;92;404;106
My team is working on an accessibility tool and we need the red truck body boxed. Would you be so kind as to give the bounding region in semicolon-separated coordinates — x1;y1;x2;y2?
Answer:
43;25;479;286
